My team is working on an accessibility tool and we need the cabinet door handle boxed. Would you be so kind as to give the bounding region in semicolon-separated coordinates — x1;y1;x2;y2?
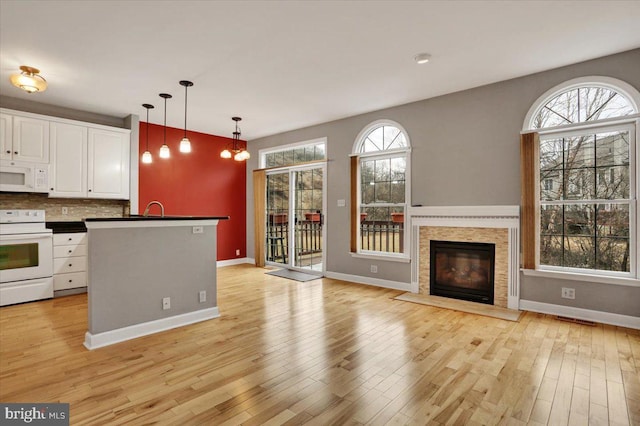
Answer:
88;189;92;192
50;188;54;191
5;150;9;154
68;238;73;241
68;263;72;267
68;279;73;283
68;250;72;253
14;151;18;155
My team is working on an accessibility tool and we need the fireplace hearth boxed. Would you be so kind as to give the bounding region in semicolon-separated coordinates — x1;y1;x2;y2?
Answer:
430;240;495;305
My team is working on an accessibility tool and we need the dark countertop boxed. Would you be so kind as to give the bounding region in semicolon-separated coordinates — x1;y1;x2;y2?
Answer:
84;215;229;222
46;221;87;233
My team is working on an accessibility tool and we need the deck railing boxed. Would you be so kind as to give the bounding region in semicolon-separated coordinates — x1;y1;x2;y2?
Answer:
360;220;404;253
266;219;404;262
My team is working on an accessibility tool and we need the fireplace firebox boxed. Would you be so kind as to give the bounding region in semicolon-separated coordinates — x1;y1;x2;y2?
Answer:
430;240;495;305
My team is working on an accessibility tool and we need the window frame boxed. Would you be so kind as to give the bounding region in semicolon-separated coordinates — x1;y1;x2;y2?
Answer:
522;76;640;284
258;137;327;169
536;121;637;279
523;76;640;131
352;120;411;261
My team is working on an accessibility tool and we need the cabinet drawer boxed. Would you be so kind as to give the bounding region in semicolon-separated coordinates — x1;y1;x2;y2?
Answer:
54;256;86;274
54;272;87;291
54;244;87;258
54;233;86;246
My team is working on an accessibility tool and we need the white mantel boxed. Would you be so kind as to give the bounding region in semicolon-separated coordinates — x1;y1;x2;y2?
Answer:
409;205;521;310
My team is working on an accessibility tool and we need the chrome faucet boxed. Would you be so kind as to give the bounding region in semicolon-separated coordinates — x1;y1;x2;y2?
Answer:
143;201;165;217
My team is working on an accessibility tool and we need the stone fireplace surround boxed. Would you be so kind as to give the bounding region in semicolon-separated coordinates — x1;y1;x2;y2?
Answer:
409;206;520;310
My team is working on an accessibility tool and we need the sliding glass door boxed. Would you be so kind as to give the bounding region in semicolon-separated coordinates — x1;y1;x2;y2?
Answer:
266;172;289;266
293;167;324;271
265;164;325;274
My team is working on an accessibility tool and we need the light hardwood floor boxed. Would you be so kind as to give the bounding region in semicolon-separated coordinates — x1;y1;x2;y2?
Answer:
1;264;638;425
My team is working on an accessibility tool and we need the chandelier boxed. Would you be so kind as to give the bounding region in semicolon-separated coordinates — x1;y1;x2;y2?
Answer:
220;117;250;161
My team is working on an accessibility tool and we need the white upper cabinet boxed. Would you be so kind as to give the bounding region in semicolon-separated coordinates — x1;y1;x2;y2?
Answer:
0;113;13;161
88;128;130;199
1;108;131;200
1;113;49;163
50;122;87;197
11;116;50;163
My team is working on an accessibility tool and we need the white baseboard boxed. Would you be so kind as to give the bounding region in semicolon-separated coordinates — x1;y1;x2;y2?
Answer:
520;300;640;329
325;271;411;292
84;307;220;350
217;257;254;267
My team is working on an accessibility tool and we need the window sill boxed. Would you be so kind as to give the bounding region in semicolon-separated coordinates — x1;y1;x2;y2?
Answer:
350;252;411;263
521;268;640;287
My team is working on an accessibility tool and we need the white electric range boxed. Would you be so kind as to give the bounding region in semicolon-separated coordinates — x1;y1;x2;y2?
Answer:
0;209;53;306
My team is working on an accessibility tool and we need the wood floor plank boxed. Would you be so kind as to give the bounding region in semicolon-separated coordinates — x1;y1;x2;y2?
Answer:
0;264;637;425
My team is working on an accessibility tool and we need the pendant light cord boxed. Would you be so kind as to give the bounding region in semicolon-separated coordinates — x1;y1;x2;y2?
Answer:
234;122;240;150
146;108;150;151
163;96;167;145
184;85;188;138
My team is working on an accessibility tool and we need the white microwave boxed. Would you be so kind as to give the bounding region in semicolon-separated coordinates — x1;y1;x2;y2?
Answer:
0;160;49;193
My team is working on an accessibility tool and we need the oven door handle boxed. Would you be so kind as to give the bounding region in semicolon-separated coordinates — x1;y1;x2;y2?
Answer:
0;233;53;241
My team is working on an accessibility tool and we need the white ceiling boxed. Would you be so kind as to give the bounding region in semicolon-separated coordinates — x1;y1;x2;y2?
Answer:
1;1;639;140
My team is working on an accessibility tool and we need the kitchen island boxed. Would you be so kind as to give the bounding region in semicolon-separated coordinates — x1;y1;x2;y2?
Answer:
83;215;228;349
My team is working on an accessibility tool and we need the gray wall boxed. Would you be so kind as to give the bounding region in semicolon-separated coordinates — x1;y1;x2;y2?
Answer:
246;49;640;317
88;225;217;334
124;114;140;214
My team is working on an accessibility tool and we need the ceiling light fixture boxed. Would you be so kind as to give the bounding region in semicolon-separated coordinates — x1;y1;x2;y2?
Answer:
414;53;431;64
141;103;154;164
178;80;193;153
10;65;47;93
221;117;250;161
159;93;172;159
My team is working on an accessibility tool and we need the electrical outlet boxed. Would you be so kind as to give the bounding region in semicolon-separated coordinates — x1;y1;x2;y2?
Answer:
561;287;575;299
371;265;378;273
192;226;203;234
199;290;206;303
62;207;69;215
337;199;346;207
162;297;171;310
236;249;240;256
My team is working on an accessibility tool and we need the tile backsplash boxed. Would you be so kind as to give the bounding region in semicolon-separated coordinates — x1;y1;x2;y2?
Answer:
0;193;129;221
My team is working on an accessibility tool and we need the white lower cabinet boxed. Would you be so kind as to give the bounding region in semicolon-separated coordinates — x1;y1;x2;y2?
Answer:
53;232;88;292
53;272;87;291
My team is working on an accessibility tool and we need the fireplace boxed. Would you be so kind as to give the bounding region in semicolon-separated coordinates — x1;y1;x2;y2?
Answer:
409;206;520;310
430;240;495;305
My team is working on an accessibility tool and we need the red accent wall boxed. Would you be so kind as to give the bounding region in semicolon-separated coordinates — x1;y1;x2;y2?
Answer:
138;123;246;261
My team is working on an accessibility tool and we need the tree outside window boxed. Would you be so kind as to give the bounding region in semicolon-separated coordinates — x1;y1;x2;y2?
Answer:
533;83;636;275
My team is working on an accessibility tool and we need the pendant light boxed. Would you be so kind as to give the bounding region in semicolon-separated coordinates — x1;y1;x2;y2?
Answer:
221;117;250;161
141;103;154;164
178;80;193;153
10;65;47;93
159;93;172;159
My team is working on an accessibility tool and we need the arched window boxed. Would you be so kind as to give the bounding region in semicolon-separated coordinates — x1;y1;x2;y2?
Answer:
356;123;409;152
521;77;639;279
524;76;639;130
351;120;411;258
